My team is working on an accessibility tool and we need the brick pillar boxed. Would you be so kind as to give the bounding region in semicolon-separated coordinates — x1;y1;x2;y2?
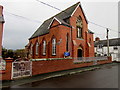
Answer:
1;58;13;80
108;56;112;62
0;5;5;57
0;58;13;80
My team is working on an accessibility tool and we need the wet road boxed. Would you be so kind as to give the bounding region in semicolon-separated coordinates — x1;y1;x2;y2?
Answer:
10;63;119;88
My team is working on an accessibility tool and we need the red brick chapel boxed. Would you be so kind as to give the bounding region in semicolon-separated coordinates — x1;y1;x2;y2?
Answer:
28;2;95;59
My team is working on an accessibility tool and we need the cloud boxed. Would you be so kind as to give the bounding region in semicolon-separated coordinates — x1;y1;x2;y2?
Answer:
3;12;40;49
0;0;118;49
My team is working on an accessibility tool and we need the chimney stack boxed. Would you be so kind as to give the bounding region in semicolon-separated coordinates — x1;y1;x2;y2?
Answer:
0;6;3;16
95;37;100;41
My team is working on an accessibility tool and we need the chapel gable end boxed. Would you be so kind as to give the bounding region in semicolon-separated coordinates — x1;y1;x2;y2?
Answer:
71;3;88;24
48;17;61;29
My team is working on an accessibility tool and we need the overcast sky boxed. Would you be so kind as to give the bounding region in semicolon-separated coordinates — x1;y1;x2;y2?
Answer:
0;0;119;50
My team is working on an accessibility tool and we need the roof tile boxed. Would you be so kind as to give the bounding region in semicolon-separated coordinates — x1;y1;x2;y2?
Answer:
29;2;80;39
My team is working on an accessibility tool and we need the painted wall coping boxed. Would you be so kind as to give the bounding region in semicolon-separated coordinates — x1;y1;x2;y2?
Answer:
5;57;13;60
30;57;72;61
30;56;110;62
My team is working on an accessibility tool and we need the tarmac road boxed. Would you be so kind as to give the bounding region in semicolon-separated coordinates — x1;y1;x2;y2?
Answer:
10;63;119;88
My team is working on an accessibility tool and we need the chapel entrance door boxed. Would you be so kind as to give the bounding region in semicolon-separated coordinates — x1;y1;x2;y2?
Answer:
77;48;82;58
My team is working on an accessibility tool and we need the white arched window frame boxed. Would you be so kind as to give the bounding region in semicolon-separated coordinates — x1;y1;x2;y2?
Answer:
43;40;46;55
36;42;39;55
76;16;83;38
52;38;56;55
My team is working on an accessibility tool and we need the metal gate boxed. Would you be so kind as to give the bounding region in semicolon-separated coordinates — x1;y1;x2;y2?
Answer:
12;61;32;79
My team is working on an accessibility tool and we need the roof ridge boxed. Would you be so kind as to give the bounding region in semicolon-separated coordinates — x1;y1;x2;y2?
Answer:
29;2;81;39
96;38;120;42
42;2;80;23
94;37;120;46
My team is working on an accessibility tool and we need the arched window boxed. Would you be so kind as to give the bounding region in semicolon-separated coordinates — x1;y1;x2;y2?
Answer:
36;42;39;55
52;38;56;55
30;44;33;55
43;40;46;55
89;38;92;45
66;34;69;51
76;16;83;38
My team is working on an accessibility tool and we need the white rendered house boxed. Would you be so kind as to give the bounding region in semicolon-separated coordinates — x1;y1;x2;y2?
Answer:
94;37;120;61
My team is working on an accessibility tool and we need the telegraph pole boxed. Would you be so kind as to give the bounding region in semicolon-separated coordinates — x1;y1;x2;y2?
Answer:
106;28;110;56
0;6;5;59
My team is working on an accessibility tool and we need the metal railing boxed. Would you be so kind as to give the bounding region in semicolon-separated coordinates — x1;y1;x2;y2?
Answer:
73;57;108;63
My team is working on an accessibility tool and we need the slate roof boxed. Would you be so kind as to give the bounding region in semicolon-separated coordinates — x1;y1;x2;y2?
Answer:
94;38;120;47
29;2;89;40
88;29;94;34
0;16;5;23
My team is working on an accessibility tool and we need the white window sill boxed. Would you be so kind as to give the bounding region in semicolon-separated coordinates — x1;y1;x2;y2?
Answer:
43;53;46;56
52;54;56;56
76;38;84;40
36;53;38;55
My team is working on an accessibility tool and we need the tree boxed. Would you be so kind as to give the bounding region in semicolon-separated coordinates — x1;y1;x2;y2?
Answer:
13;49;27;59
7;49;14;58
2;48;7;59
2;48;14;59
2;47;27;60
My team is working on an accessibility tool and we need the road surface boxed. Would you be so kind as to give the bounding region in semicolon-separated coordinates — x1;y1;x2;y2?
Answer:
9;63;119;88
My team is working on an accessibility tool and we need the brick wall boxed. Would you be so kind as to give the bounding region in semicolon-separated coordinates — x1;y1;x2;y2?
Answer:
69;6;95;58
32;57;112;76
1;57;112;80
1;60;13;80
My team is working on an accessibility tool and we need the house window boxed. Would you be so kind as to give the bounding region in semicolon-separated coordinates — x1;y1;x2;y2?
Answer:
52;38;56;55
66;34;69;51
97;44;103;49
113;46;118;50
77;27;82;38
43;40;46;55
76;16;83;38
36;42;39;55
